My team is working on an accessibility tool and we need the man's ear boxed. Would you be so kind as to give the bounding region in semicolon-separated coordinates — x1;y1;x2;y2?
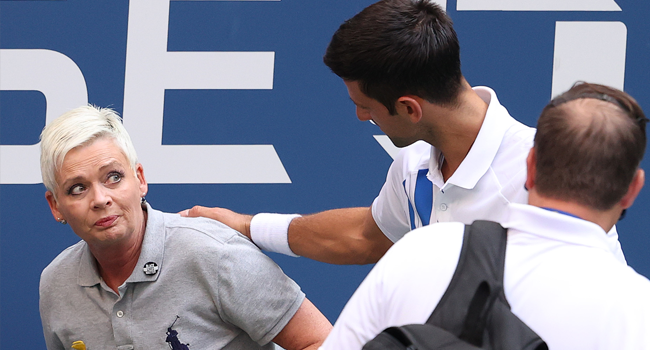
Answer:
525;148;536;191
620;168;645;209
135;163;148;198
396;96;423;123
45;191;63;222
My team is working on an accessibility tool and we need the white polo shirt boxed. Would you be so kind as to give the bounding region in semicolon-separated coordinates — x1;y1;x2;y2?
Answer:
322;204;650;350
372;87;534;241
371;86;625;263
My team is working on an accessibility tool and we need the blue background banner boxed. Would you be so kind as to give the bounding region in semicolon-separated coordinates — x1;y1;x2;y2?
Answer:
1;0;648;347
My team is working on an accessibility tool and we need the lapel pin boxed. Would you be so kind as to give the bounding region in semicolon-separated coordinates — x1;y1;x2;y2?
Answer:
143;262;159;275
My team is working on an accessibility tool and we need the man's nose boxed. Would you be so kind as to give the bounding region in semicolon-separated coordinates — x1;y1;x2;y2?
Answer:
356;106;372;122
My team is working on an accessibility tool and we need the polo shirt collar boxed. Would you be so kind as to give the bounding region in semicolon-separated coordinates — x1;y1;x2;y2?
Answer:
76;203;165;287
128;203;165;283
503;203;614;254
77;244;101;287
430;86;512;190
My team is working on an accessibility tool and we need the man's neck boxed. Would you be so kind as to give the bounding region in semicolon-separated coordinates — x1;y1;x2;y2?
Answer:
421;82;488;181
528;191;619;233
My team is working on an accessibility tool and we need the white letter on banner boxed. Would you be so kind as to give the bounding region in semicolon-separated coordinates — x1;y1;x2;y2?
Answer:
123;0;290;184
0;49;88;184
456;0;621;11
551;22;627;98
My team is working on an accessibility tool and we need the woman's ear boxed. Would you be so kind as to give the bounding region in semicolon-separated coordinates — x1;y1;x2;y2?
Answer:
45;191;63;222
135;163;148;197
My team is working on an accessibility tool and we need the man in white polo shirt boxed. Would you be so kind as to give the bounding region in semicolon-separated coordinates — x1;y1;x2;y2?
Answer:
321;82;650;350
182;0;624;265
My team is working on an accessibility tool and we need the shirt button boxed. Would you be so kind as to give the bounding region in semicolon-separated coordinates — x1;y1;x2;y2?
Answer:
440;203;448;211
116;310;124;318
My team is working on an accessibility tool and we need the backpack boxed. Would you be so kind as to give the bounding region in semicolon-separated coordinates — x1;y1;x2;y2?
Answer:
363;220;548;350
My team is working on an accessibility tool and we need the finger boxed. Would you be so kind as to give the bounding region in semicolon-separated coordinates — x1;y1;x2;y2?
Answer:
178;209;190;217
186;205;207;218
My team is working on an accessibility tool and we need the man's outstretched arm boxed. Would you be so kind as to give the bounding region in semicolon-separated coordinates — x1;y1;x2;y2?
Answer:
182;206;393;265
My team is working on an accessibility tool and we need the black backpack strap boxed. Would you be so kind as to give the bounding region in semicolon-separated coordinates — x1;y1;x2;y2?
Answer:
426;220;547;350
363;220;547;350
426;220;507;346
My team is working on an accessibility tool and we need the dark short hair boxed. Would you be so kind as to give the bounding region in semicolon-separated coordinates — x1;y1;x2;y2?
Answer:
534;82;648;210
323;0;463;115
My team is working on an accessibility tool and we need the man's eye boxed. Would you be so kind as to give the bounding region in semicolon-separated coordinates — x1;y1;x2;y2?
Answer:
68;184;85;195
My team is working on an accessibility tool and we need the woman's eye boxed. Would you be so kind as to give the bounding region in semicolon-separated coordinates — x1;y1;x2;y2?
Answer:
68;184;85;195
107;172;123;184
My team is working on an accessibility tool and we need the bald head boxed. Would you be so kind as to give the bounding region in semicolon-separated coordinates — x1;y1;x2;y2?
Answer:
533;83;647;210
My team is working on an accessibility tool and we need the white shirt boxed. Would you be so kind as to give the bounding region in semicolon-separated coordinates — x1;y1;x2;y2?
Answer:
371;86;626;263
372;86;535;242
321;204;650;350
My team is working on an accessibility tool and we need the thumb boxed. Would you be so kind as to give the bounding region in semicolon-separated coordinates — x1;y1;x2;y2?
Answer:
179;205;206;217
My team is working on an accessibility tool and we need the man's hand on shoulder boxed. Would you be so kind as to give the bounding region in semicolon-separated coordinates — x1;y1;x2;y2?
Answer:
180;206;253;239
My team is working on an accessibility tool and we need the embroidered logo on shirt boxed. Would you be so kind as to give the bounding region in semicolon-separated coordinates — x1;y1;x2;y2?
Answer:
166;316;190;350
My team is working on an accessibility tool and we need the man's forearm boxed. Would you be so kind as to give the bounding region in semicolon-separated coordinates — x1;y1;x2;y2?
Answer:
287;207;393;265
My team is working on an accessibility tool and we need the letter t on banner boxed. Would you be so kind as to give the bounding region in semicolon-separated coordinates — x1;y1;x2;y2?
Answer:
123;0;291;184
551;21;627;98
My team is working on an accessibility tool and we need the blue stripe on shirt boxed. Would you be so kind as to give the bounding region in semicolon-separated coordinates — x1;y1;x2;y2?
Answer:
403;179;416;230
414;169;433;226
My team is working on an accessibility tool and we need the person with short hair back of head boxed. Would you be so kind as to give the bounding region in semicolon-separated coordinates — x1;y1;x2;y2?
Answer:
320;82;650;350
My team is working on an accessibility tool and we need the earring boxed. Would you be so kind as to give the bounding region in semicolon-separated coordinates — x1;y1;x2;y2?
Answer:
141;196;147;205
58;218;67;225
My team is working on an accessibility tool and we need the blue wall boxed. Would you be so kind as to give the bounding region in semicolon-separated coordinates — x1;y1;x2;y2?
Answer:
1;0;648;348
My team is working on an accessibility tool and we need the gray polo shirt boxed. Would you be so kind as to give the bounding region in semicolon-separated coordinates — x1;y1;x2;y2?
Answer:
39;204;304;350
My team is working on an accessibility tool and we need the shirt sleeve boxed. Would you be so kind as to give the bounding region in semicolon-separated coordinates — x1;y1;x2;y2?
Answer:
372;153;412;243
215;234;305;346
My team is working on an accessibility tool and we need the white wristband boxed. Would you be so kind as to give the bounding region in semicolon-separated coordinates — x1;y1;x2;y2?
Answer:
250;213;301;257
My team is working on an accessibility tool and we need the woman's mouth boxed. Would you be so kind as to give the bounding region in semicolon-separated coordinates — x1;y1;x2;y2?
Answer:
95;216;118;227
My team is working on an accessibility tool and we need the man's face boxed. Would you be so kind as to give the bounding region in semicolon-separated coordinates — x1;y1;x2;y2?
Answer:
344;80;417;148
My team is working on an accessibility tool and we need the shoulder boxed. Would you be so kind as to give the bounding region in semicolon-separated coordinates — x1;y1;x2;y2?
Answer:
394;141;431;167
41;241;86;285
488;115;534;200
161;212;252;248
601;264;650;306
477;86;536;157
497;123;535;160
386;141;432;179
158;211;286;274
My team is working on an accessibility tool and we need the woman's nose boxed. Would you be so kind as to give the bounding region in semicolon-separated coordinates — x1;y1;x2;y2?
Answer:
91;186;112;208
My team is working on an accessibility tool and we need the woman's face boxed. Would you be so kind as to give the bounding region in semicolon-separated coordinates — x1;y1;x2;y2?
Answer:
45;138;148;248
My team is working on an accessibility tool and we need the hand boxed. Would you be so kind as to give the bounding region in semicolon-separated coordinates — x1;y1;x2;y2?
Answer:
180;206;253;239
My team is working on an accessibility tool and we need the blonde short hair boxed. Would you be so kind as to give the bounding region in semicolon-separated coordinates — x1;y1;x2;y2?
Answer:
40;105;138;195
